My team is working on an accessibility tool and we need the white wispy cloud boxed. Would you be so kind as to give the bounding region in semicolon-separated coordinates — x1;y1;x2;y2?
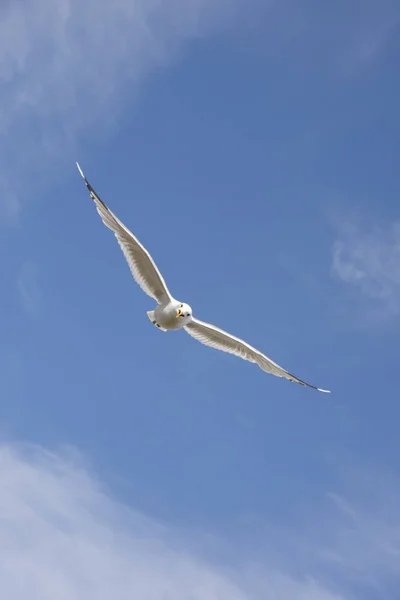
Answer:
1;443;399;599
332;221;400;317
0;0;247;221
0;0;234;131
0;0;395;222
0;443;340;600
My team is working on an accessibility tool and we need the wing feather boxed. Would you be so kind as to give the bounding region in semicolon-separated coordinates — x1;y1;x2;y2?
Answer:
185;318;330;393
77;163;172;305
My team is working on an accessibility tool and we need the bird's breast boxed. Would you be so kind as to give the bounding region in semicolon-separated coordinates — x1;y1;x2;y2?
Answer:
155;304;185;330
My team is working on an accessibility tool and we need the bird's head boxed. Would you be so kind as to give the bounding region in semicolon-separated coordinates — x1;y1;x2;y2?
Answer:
175;302;193;323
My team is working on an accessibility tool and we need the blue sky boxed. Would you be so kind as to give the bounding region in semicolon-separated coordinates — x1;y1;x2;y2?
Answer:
1;1;400;598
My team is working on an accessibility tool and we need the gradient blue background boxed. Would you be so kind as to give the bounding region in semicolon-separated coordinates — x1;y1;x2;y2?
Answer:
1;2;399;596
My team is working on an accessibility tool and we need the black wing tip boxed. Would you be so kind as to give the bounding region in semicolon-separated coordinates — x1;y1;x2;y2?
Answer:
76;160;92;190
76;161;91;190
287;371;331;393
76;161;110;212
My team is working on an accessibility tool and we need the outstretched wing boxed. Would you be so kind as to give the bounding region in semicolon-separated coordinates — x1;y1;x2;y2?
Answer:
77;162;173;305
184;317;330;392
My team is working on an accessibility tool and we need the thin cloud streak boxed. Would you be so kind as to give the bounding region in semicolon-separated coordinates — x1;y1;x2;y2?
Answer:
17;261;42;315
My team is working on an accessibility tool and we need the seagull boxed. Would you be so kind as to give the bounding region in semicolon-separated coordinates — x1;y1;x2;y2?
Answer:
76;162;330;393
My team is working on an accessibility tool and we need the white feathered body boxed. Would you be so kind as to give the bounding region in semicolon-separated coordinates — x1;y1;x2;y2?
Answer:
149;300;193;331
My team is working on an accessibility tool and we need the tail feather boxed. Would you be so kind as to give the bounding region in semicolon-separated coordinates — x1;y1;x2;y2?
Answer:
146;310;167;332
146;310;156;322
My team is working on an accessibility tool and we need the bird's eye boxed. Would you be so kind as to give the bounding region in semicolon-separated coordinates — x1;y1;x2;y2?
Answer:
180;304;183;307
186;313;190;317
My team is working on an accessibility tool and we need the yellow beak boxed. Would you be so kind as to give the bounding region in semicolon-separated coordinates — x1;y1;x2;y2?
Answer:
176;309;184;318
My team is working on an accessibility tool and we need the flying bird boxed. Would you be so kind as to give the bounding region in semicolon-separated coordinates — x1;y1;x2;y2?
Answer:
76;162;330;393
